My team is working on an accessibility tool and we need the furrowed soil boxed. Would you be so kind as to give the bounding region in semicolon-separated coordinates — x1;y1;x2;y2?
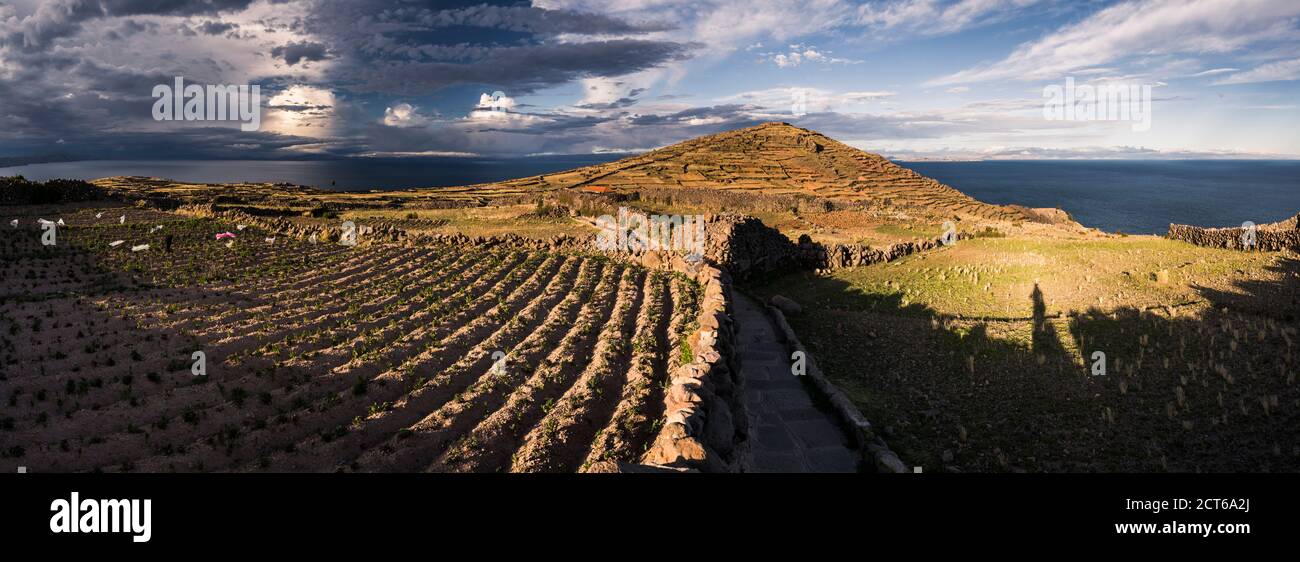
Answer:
0;203;699;472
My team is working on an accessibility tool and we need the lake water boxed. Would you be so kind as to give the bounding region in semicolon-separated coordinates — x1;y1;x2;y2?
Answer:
4;158;1297;234
0;156;622;192
905;160;1300;234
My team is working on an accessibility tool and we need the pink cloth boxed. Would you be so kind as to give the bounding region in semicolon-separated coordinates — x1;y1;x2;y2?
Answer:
215;232;236;240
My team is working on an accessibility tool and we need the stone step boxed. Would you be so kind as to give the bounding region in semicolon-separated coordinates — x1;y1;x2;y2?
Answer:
733;292;862;474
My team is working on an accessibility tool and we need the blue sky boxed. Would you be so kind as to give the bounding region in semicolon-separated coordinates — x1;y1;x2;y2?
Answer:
1;0;1298;160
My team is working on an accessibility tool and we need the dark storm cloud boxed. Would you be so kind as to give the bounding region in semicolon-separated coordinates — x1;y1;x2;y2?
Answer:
352;39;696;94
300;0;694;93
366;103;772;157
466;114;622;136
385;4;675;35
1;0;259;49
624;104;759;126
195;20;237;35
15;127;336;159
271;40;331;65
0;0;704;160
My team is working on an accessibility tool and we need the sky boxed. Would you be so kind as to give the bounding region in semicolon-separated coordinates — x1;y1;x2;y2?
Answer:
1;0;1298;161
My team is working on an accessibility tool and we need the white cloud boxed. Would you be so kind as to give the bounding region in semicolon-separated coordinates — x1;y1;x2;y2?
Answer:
465;93;552;128
536;0;1012;55
475;91;517;111
382;103;432;127
880;144;1299;160
764;44;861;68
579;77;629;106
1214;58;1300;85
856;0;1039;37
946;86;971;93
263;85;337;138
357;150;479;158
684;116;725;126
1189;67;1238;77
928;0;1300;85
719;87;894;113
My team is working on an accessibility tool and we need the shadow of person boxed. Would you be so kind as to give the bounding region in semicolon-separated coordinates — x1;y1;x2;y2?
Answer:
1030;282;1058;356
1031;283;1046;329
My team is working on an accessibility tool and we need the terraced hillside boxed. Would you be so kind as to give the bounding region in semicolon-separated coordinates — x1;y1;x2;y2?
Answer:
89;123;1045;230
487;122;1034;223
0;204;701;472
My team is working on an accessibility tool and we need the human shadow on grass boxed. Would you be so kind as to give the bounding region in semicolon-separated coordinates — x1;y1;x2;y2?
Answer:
745;261;1300;473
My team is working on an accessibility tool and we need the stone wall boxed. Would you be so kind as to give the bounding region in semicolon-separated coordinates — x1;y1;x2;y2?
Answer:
1167;215;1300;251
799;234;969;272
640;262;748;472
176;203;595;253
700;215;803;278
701;212;968;276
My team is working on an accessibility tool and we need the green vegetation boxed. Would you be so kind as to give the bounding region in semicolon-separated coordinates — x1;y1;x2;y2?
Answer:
752;234;1299;472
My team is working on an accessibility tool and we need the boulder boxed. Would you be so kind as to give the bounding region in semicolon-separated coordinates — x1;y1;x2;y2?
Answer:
769;294;802;315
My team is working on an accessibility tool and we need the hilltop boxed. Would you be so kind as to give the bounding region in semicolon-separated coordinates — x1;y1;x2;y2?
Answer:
484;122;1066;225
90;122;1087;247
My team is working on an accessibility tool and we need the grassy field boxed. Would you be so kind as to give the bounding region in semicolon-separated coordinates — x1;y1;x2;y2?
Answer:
750;234;1300;472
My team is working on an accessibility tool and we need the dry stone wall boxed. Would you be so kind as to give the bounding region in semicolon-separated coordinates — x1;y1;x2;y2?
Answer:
702;213;969;276
799;234;969;272
175;203;594;252
640;262;747;472
1167;219;1300;251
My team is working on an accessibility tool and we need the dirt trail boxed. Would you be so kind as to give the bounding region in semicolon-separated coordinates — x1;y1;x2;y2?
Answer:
733;293;861;473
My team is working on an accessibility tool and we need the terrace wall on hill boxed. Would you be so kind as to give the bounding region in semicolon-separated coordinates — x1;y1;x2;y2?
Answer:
703;213;966;276
1167;216;1300;251
176;203;594;252
640;261;747;472
800;235;966;271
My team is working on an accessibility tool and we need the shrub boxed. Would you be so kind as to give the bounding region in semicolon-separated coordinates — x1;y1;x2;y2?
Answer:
0;176;106;204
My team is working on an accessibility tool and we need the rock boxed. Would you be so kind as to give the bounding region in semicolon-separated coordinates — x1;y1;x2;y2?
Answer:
769;294;802;315
584;460;622;473
640;251;662;269
1151;269;1170;284
703;400;735;455
658;435;709;465
942;449;954;463
874;450;909;473
666;381;702;405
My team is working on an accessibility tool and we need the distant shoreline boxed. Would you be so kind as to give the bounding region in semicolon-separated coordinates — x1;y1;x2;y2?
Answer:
5;158;1298;235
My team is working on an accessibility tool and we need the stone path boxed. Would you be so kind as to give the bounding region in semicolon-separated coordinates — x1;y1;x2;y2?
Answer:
734;292;861;473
